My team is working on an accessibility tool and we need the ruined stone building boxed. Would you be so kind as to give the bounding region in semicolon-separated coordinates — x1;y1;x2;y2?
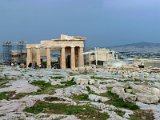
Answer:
26;34;85;69
84;48;118;66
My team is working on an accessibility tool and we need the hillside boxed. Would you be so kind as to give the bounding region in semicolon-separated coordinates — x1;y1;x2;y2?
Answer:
113;42;160;48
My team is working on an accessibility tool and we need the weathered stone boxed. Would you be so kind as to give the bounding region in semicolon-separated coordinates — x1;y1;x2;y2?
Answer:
111;87;125;98
136;93;159;104
74;75;90;85
124;93;137;102
89;94;110;102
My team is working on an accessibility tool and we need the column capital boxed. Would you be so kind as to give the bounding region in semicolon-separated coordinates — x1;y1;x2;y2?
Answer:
35;45;41;49
26;46;32;49
71;46;75;48
61;46;66;49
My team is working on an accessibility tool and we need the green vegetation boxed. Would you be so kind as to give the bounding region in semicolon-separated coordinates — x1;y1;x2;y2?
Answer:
120;80;130;82
86;86;97;94
44;96;65;102
51;76;64;79
0;76;16;88
13;81;57;99
60;78;76;87
114;110;125;117
86;86;91;92
130;110;154;120
69;72;79;76
91;76;112;80
12;80;76;99
11;93;30;99
91;76;106;80
31;80;52;87
31;80;55;95
101;91;139;110
24;101;109;120
72;94;89;101
0;75;16;81
0;92;15;100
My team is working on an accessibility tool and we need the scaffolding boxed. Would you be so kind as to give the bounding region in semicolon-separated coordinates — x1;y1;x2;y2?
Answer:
2;41;26;64
15;41;26;52
2;41;12;64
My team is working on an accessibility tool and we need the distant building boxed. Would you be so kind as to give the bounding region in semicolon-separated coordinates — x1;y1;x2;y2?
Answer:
83;48;118;66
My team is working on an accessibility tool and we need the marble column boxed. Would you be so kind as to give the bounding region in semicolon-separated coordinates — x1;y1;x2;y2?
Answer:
26;47;32;67
61;47;66;69
71;46;75;69
79;47;84;67
46;47;51;68
89;53;91;66
36;47;41;66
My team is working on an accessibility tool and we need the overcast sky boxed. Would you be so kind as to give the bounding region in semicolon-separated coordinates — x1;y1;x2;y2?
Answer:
0;0;160;47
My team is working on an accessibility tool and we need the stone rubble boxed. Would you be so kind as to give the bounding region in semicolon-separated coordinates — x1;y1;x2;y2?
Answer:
0;65;160;119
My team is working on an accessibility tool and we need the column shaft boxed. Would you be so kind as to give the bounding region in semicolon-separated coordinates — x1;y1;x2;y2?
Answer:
79;47;84;67
26;48;32;67
46;48;51;68
36;48;41;66
71;47;75;69
61;47;66;69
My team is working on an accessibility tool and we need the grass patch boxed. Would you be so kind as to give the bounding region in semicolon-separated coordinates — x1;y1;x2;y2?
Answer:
115;110;125;117
86;86;96;94
0;76;15;81
51;76;64;79
0;92;15;100
60;78;76;87
100;91;139;110
91;76;106;80
44;97;65;102
12;79;76;99
31;80;52;88
120;80;130;82
31;80;55;95
0;76;16;87
72;94;89;101
11;93;30;99
24;101;109;120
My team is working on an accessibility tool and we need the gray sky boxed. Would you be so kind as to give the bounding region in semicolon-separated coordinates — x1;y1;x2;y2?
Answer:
0;0;160;47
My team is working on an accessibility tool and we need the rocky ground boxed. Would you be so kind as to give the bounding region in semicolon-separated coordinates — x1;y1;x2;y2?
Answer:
0;65;160;120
